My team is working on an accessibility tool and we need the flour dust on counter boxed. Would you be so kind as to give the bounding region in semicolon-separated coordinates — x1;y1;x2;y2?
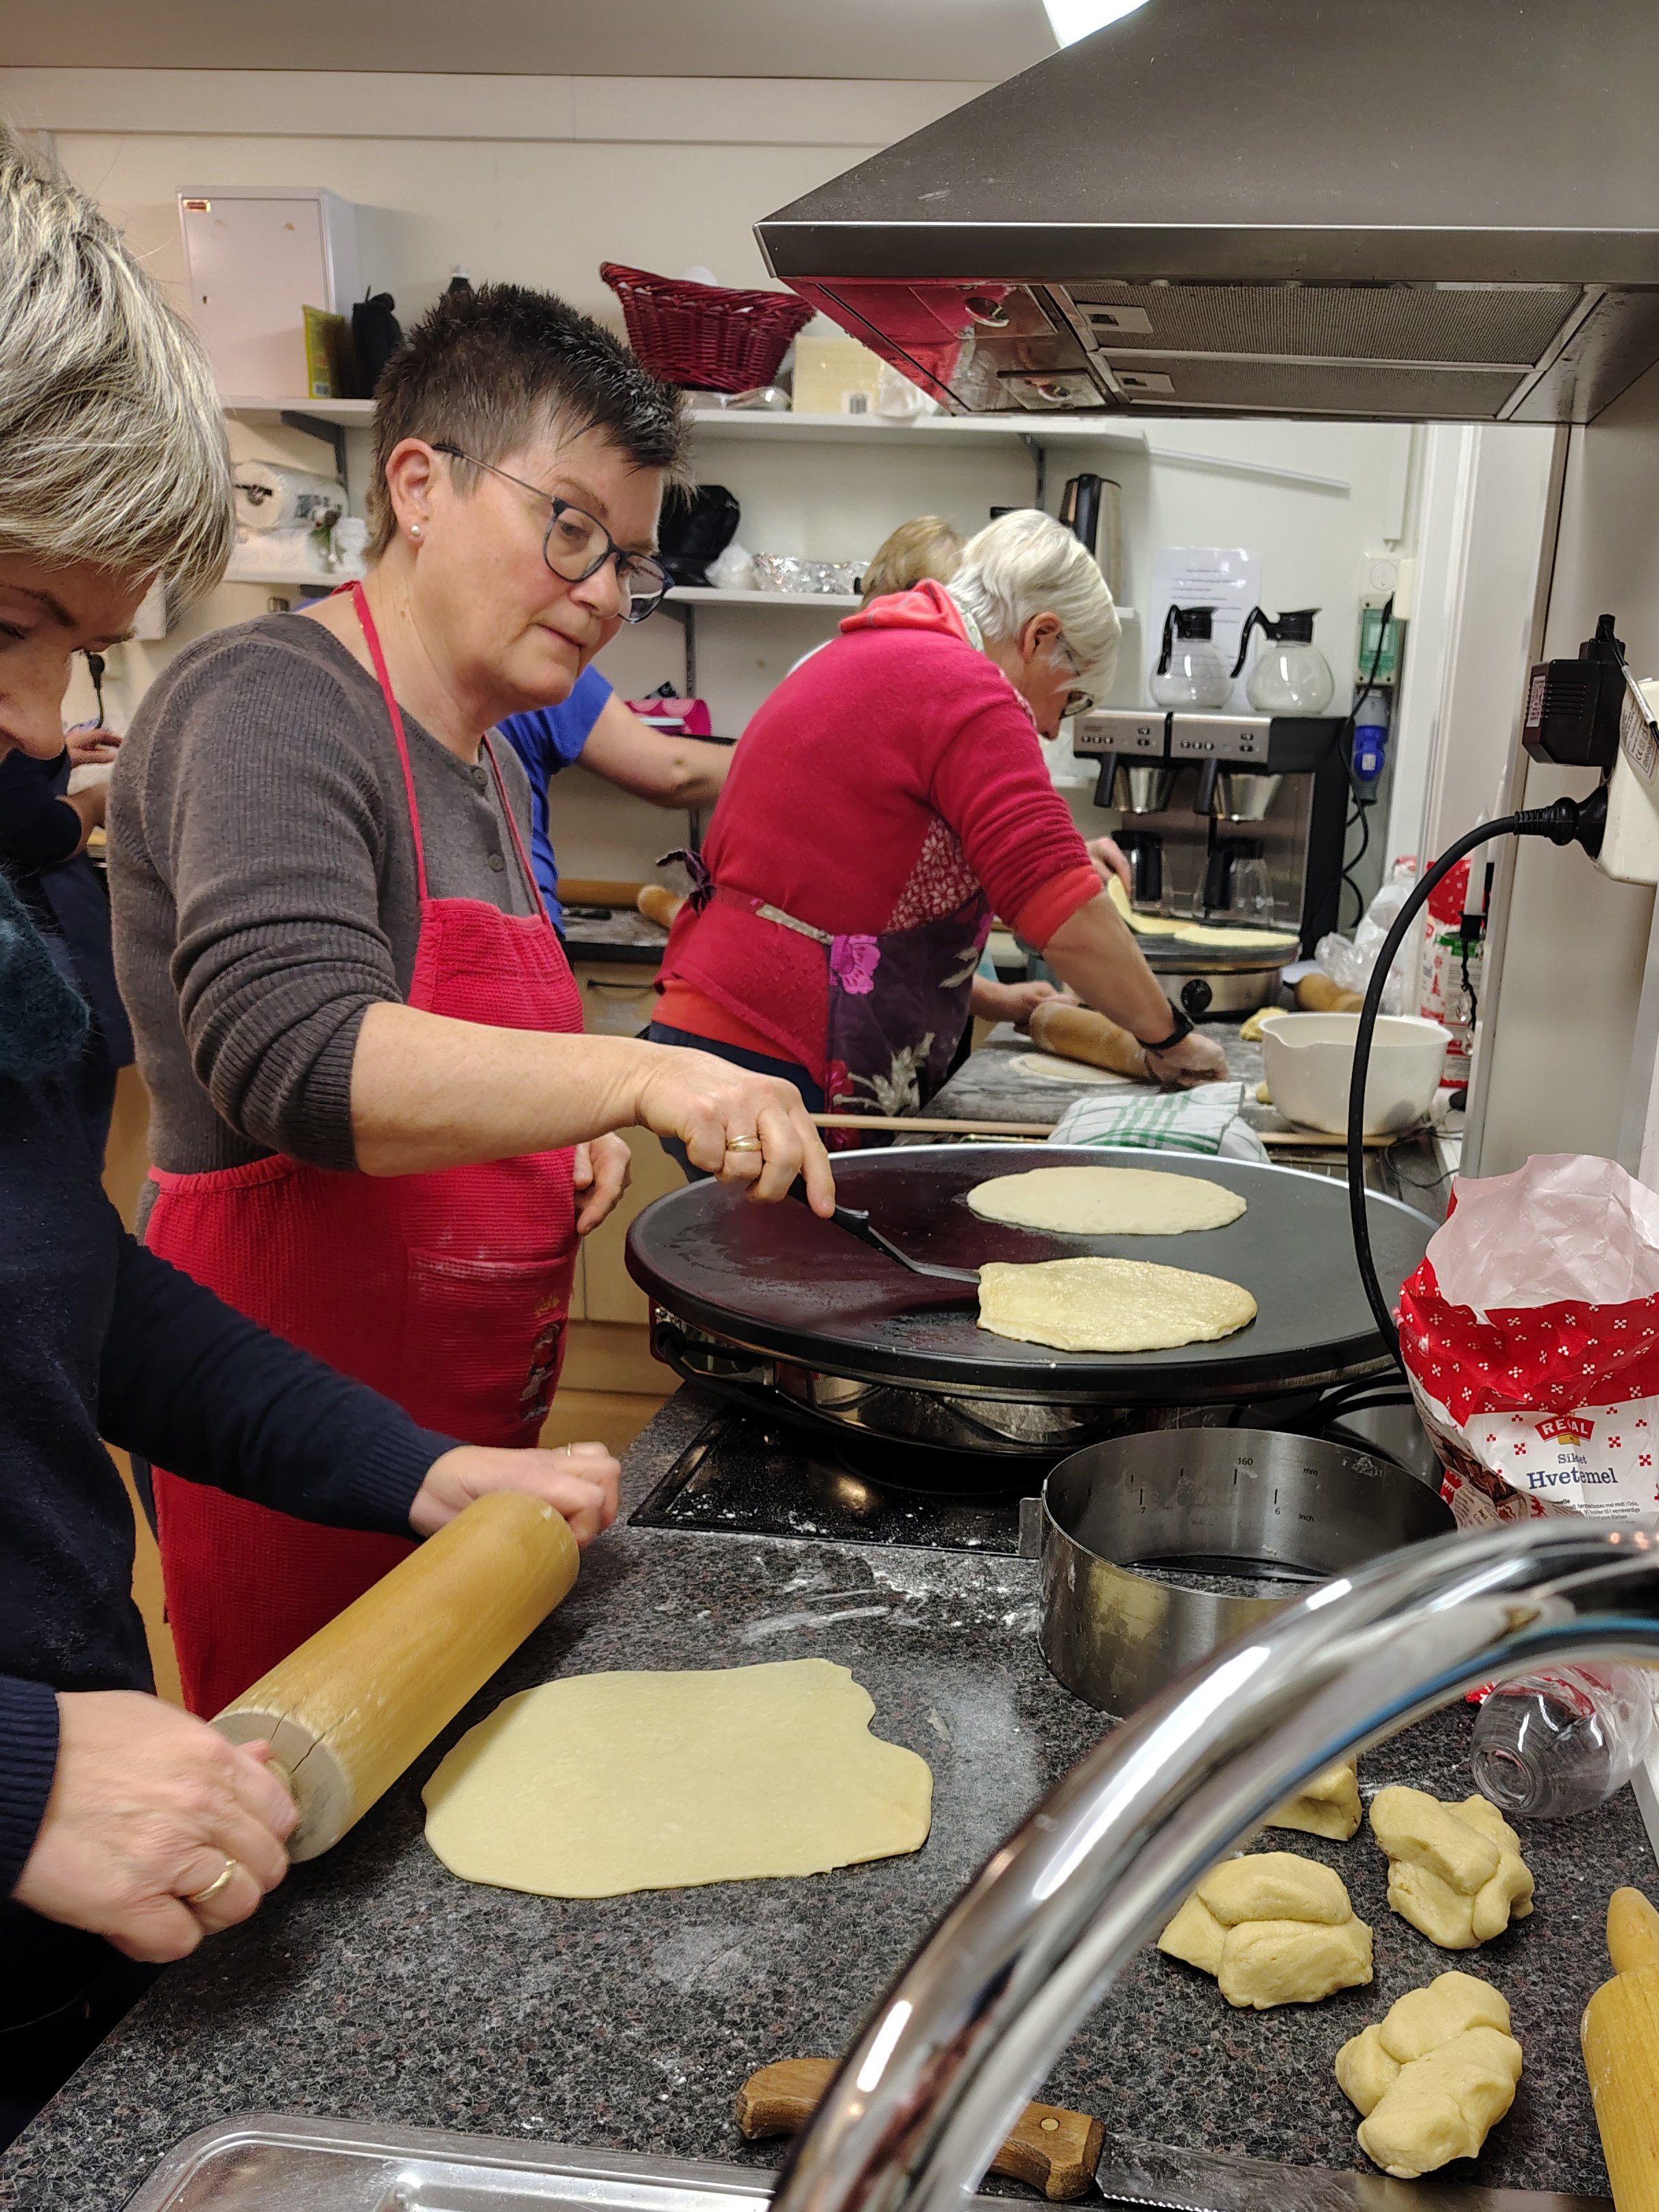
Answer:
2;1390;1650;2212
422;1656;932;1897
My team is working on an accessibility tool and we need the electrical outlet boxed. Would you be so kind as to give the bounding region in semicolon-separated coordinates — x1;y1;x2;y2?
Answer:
1359;551;1415;621
1597;675;1659;886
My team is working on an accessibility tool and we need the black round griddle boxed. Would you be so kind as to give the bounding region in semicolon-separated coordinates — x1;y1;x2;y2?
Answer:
626;1144;1435;1405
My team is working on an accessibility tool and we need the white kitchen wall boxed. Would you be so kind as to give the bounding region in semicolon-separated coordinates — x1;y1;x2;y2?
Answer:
29;74;1414;891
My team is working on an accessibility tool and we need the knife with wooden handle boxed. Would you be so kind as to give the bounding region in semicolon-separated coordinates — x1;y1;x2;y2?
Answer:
735;2058;1104;2202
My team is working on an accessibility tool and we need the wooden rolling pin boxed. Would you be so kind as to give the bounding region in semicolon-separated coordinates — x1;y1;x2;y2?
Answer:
1582;1886;1659;2212
213;1491;578;1861
736;2058;1104;2201
1028;1000;1149;1081
637;882;686;929
1295;972;1365;1013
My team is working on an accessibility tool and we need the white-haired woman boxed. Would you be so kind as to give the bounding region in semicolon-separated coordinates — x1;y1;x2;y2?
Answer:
651;509;1227;1127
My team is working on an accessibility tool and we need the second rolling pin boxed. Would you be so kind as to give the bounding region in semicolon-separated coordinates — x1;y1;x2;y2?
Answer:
637;882;686;929
213;1490;579;1861
1582;1886;1659;2212
1028;1000;1149;1081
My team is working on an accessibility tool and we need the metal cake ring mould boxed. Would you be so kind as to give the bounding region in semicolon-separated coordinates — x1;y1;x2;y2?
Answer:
1030;1426;1455;1714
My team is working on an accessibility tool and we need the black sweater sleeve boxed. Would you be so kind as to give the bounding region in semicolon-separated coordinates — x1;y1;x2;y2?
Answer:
0;749;81;876
99;1231;459;1531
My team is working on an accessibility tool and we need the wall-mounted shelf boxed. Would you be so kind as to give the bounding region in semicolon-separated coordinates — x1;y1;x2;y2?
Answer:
686;408;1147;453
223;565;339;590
666;586;860;610
221;396;376;424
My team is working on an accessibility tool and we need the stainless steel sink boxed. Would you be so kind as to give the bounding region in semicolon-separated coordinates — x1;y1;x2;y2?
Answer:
128;2119;790;2212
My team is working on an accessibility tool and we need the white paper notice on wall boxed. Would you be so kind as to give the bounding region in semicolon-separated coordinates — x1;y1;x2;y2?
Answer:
1146;547;1261;712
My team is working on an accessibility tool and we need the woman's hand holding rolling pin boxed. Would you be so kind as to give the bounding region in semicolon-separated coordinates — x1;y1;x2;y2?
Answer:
409;1443;620;1541
1144;1030;1231;1087
12;1691;297;1962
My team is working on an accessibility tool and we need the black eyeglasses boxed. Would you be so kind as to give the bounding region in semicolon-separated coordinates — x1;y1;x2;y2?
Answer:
431;442;672;624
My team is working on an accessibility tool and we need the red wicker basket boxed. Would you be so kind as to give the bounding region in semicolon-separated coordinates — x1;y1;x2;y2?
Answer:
601;263;815;394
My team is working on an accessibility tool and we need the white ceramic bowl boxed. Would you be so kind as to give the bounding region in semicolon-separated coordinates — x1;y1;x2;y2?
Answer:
1258;1012;1451;1137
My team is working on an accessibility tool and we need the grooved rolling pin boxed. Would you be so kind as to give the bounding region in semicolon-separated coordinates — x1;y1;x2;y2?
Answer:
1028;1000;1150;1081
736;2058;1104;2202
213;1491;579;1861
1582;1886;1659;2212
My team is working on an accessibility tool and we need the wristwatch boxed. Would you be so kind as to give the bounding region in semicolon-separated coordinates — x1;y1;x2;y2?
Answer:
1138;1001;1194;1055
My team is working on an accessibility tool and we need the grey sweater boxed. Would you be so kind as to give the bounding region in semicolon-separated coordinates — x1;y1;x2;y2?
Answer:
109;612;539;1176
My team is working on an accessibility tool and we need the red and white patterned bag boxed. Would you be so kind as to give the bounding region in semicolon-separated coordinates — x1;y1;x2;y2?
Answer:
1400;1153;1659;1528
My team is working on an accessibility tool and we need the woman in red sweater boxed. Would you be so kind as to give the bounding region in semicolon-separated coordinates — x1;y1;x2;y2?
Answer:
651;509;1227;1129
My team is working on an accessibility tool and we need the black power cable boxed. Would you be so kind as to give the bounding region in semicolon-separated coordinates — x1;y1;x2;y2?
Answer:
1339;594;1394;928
1346;789;1608;1370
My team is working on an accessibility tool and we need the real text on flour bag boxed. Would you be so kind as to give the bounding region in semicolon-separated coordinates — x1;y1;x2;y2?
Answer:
1401;1153;1659;1526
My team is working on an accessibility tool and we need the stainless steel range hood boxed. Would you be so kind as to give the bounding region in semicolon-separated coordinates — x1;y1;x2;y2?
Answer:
756;0;1659;424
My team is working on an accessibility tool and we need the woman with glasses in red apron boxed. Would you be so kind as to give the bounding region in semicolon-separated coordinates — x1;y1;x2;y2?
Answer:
109;285;834;1716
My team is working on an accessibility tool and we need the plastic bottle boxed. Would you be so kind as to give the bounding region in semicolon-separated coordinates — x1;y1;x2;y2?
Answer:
1418;852;1483;1085
1471;1665;1659;1818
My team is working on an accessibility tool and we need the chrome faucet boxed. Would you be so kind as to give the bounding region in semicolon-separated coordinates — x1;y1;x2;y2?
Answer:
772;1519;1659;2212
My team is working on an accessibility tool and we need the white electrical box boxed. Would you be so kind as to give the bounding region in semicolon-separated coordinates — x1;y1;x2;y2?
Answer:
178;187;360;400
1597;675;1659;887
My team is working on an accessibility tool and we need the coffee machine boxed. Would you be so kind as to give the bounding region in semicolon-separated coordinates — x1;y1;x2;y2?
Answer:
1073;708;1350;950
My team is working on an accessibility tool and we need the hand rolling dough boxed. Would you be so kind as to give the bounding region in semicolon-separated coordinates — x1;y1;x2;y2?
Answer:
976;1255;1256;1353
1159;1851;1373;2009
1336;1971;1523;2178
967;1165;1246;1236
1369;1786;1534;1948
1269;1759;1362;1842
422;1657;932;1898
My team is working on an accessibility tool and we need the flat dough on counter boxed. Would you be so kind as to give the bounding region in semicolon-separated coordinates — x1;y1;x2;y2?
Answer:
1013;1053;1130;1086
977;1255;1257;1353
967;1164;1246;1236
422;1657;933;1898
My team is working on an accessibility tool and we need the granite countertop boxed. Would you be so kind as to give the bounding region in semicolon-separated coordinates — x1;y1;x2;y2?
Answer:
561;909;670;968
931;1028;1455;1219
3;1392;1648;2209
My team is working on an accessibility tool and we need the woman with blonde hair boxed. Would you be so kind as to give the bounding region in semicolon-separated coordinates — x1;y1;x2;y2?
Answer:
0;128;673;2135
859;515;963;606
650;508;1226;1128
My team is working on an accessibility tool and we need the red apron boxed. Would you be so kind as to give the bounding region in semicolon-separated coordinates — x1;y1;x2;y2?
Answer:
147;584;583;1716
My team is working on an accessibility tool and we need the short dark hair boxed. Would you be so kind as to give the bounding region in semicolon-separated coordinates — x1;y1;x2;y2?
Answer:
365;281;688;557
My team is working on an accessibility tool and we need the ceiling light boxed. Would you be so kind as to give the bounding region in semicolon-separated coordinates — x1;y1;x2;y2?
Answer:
1043;0;1152;47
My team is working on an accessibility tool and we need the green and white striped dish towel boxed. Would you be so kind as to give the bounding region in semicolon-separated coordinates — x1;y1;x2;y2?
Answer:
1048;1081;1268;1162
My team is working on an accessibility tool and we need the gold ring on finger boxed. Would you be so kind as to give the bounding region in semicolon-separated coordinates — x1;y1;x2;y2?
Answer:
724;1135;763;1154
183;1855;239;1907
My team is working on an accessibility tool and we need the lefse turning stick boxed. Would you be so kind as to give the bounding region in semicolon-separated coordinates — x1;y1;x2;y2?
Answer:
1582;1886;1659;2212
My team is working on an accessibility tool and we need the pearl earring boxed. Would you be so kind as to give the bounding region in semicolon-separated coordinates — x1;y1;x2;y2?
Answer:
410;525;422;539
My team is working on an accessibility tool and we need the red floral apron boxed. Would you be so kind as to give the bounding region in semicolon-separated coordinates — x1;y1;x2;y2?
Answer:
147;584;583;1715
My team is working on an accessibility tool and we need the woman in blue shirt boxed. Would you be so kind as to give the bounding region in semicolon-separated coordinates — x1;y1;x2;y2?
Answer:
498;670;731;926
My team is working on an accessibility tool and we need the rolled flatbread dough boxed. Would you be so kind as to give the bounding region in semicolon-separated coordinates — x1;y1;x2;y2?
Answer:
1108;876;1185;935
978;1255;1257;1352
1173;922;1300;951
1014;1053;1130;1086
967;1164;1246;1236
422;1657;932;1898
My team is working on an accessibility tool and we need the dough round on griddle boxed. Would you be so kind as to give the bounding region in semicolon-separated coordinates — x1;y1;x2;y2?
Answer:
967;1164;1246;1235
1172;922;1300;950
422;1657;932;1899
977;1255;1257;1352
